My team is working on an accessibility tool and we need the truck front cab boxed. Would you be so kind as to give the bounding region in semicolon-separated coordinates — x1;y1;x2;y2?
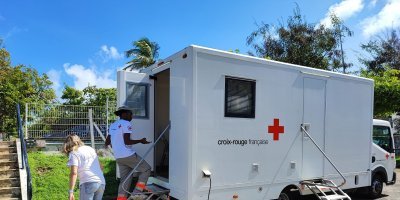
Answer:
370;119;396;197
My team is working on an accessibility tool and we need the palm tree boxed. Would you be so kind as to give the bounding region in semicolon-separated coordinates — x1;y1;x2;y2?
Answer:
124;37;160;70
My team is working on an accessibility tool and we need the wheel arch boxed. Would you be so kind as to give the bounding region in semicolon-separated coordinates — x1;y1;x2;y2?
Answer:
280;184;301;195
372;166;388;183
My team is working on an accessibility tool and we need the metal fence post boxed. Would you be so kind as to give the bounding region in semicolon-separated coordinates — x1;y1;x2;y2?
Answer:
25;103;28;139
88;109;95;148
106;97;109;137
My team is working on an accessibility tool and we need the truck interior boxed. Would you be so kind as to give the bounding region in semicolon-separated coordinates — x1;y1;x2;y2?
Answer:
153;69;170;181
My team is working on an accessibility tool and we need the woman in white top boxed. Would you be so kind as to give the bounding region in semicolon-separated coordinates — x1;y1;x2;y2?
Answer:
63;134;106;200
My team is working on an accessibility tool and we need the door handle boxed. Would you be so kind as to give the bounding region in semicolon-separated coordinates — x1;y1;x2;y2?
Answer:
301;123;311;138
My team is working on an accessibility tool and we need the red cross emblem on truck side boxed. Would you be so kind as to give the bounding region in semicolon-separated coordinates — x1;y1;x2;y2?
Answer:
268;118;285;141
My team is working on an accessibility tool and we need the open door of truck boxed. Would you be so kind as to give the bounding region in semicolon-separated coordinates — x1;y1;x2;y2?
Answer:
117;70;155;170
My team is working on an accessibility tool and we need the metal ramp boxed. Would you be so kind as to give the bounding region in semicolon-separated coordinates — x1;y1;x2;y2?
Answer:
128;183;170;200
300;124;351;200
301;179;351;200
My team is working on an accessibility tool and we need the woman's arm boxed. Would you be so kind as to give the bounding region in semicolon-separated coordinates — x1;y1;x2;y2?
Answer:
69;166;78;200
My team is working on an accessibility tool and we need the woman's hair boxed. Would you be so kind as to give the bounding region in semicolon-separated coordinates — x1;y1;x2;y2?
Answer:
62;134;84;155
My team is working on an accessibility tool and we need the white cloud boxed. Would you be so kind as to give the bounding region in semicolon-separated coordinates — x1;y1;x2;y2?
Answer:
361;0;400;37
63;63;116;90
47;69;62;97
320;0;365;27
99;45;123;62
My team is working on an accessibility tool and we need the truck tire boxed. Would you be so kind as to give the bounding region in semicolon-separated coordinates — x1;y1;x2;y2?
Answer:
278;188;300;200
369;174;383;198
278;192;290;200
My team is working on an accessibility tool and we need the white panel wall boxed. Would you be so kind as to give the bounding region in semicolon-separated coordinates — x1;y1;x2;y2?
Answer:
167;48;194;199
324;78;373;187
192;52;304;199
188;48;373;199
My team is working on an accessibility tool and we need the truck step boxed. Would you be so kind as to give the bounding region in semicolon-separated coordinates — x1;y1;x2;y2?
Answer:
145;183;170;194
301;179;351;200
129;183;170;200
321;194;350;200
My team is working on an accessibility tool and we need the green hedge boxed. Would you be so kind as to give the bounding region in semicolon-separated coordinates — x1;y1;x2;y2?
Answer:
28;152;118;200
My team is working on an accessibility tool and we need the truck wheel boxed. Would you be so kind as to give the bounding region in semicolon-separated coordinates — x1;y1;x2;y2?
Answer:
369;174;383;198
278;192;290;200
278;188;299;200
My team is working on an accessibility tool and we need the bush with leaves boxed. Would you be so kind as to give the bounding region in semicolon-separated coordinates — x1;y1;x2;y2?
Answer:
361;67;400;118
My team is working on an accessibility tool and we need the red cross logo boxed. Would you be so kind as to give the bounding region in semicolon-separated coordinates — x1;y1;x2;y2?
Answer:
268;118;285;141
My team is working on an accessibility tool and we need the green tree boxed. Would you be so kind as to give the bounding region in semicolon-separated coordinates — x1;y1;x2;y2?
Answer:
361;67;400;117
330;14;353;73
61;85;84;105
82;86;116;106
124;37;160;70
0;47;56;136
246;6;352;71
360;29;400;73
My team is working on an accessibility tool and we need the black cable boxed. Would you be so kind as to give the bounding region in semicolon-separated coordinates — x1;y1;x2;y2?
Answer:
207;176;212;200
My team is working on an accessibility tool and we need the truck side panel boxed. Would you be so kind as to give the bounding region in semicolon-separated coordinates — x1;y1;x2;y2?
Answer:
324;78;373;188
192;51;304;199
168;48;194;199
191;50;373;199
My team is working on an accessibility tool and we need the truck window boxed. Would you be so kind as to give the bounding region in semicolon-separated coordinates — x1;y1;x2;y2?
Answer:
224;77;256;118
126;82;148;118
373;125;393;152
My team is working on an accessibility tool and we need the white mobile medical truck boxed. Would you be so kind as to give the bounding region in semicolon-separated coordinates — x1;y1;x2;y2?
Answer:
116;45;395;200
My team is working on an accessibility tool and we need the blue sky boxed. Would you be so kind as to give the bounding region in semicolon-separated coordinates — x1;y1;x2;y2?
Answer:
1;0;400;97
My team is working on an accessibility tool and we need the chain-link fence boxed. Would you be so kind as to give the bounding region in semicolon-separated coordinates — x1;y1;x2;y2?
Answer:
26;102;117;140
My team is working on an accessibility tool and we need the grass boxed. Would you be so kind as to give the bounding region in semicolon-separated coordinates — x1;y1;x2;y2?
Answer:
28;152;118;200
